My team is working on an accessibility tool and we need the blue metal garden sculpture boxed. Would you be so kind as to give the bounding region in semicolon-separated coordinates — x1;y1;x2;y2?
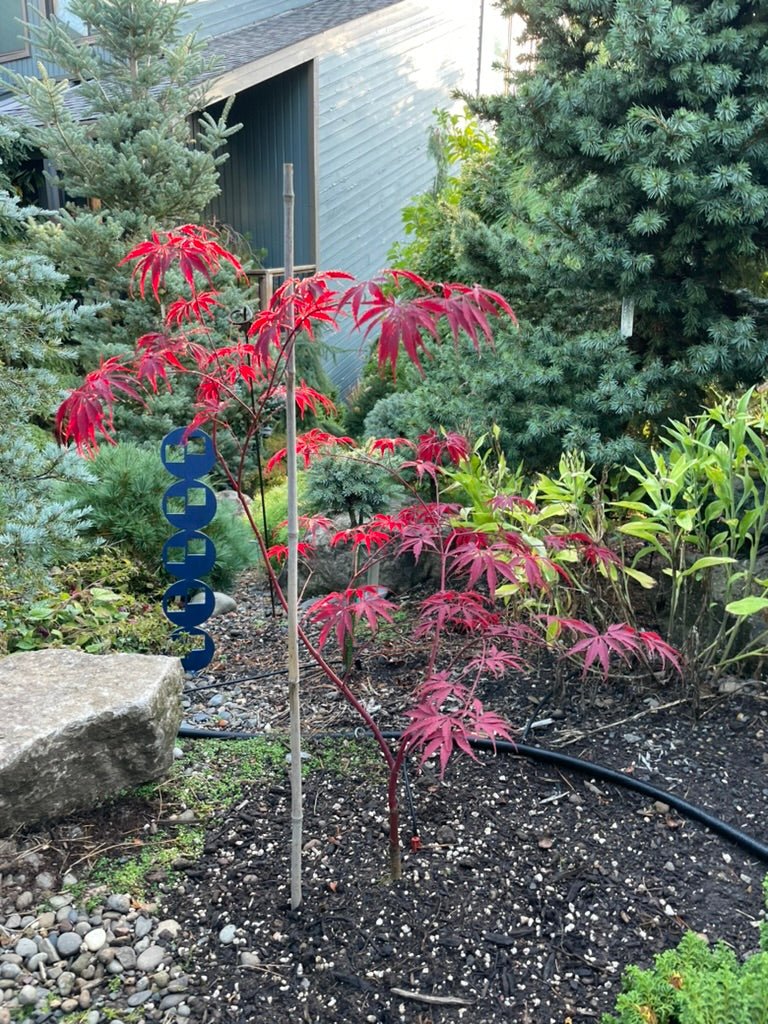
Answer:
160;427;217;671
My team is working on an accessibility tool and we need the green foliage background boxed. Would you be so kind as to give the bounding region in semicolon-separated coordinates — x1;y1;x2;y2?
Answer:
365;0;768;467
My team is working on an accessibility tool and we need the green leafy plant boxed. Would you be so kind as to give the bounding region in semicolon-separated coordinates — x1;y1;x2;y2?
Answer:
0;572;171;656
251;472;309;552
602;879;768;1024
615;389;768;689
389;107;494;277
440;435;655;655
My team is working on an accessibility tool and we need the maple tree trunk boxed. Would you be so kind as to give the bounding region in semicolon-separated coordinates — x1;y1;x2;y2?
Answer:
387;748;406;882
388;794;402;882
284;164;303;910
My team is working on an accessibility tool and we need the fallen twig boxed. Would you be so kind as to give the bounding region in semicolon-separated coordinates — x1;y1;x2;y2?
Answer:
553;697;703;747
390;987;474;1007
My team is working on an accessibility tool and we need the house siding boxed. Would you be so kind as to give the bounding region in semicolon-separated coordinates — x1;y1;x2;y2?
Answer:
1;0;483;400
315;0;481;395
0;1;45;82
204;63;314;268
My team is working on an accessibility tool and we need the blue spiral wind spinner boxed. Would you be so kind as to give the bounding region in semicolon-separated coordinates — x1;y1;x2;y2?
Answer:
160;427;217;672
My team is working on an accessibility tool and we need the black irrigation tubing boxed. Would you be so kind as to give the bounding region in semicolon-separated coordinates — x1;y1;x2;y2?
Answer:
176;725;768;864
183;663;326;694
521;687;554;741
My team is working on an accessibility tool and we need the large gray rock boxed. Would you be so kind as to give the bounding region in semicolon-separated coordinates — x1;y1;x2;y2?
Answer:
0;650;184;835
290;513;438;598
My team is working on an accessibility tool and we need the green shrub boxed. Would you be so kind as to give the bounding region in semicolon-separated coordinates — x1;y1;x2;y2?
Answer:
602;883;768;1024
256;473;309;547
0;552;172;655
57;442;258;591
304;451;397;526
362;390;423;443
614;389;768;686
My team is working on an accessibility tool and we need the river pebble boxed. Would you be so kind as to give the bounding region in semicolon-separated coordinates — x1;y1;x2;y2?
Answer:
0;880;196;1022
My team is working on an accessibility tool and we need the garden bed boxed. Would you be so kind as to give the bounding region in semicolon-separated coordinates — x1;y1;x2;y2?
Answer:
7;572;768;1023
162;576;767;1022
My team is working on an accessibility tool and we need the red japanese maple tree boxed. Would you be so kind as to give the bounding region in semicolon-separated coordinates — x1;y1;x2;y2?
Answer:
56;224;680;895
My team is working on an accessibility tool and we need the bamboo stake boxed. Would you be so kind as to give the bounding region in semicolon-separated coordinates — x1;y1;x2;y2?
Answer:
283;163;303;910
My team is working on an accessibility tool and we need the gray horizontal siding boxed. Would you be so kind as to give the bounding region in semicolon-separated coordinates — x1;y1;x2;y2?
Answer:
0;1;45;90
315;0;481;395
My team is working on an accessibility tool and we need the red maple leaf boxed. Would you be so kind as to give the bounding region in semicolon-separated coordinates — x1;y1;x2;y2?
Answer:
464;643;525;677
132;331;191;392
545;532;621;569
489;494;539;514
549;618;680;678
165;291;220;325
414;590;500;637
271;382;337;419
56;357;144;454
265;542;314;564
331;525;392;554
304;586;397;650
202;342;270;389
416;429;470;465
447;533;543;599
367;437;415;457
340;271;515;377
120;224;244;300
265;430;356;472
247;272;353;361
637;630;682;674
298;514;336;540
402;690;514;776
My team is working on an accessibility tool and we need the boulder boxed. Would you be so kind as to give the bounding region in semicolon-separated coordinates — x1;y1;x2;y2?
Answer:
189;590;237;617
0;649;184;835
289;513;438;598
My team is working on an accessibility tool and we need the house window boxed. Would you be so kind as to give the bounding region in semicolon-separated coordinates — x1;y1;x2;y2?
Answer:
46;0;91;36
0;0;29;61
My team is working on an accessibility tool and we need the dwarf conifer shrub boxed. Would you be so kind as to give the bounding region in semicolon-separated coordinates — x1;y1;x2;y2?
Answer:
304;451;397;526
602;881;768;1024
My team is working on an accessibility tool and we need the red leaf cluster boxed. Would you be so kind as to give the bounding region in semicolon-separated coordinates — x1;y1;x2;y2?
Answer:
265;430;356;472
551;618;682;677
120;225;245;300
402;673;514;777
340;270;515;377
415;429;470;466
304;586;397;650
55;358;144;455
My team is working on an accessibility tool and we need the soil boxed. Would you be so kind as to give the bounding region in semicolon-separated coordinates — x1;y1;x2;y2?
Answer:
13;570;768;1023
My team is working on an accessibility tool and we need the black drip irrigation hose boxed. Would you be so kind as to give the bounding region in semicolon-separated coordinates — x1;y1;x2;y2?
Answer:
521;687;554;742
183;663;327;695
176;724;768;865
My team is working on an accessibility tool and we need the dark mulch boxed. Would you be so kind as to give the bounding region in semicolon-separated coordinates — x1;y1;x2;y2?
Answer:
159;572;768;1024
12;569;768;1023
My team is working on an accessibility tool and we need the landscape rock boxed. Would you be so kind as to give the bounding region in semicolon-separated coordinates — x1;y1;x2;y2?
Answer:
190;590;237;616
287;512;438;597
56;932;82;958
0;650;184;835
